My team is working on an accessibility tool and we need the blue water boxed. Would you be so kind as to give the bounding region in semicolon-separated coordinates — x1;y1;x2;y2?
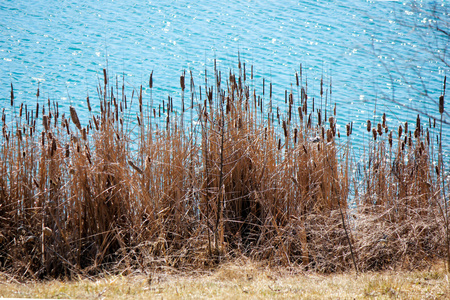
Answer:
1;0;449;156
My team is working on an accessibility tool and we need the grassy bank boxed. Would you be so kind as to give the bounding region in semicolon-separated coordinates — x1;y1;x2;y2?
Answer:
0;60;448;279
1;260;448;299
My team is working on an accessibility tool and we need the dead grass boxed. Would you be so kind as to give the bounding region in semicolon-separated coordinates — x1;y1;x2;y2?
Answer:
0;260;448;299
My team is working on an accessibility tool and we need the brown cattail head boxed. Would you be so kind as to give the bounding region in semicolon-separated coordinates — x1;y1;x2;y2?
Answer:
180;72;185;91
388;130;393;147
414;127;419;138
382;113;386;128
346;123;351;136
81;128;87;141
439;95;444;114
70;106;82;130
282;120;288;138
298;106;303;121
404;121;408;134
103;68;107;85
377;123;382;136
51;138;57;157
149;71;153;89
367;120;371;132
372;128;377;141
398;125;403;138
10;83;14;106
87;96;92;112
326;128;333;143
43;115;49;131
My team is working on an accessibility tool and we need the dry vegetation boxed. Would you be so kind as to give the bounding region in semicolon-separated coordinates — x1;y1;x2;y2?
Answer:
1;260;448;299
0;59;448;281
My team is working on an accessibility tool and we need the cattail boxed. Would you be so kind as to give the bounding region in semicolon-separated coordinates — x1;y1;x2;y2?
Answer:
93;116;99;131
326;129;333;143
367;120;371;132
19;103;23;118
43;115;49;131
81;128;87;141
298;106;303;121
382;113;386;128
388;130;393;147
278;138;281;150
439;95;444;114
87;96;92;112
295;72;299;87
85;148;92;164
139;85;143;112
180;72;185;91
414;127;419;138
103;68;107;85
283;120;287;138
128;160;143;174
10;83;14;106
377;123;382;136
294;128;298;144
149;71;153;89
404;121;408;135
398;125;403;138
70;106;81;130
436;165;440;176
320;77;323;97
65;143;70;158
51;138;57;157
346;123;351;136
372;128;377;141
64;119;69;135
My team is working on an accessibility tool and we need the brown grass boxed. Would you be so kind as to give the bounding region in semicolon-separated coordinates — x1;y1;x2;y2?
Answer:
0;61;448;280
0;260;448;299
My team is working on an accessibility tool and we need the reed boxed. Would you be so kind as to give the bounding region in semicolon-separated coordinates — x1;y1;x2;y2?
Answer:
0;61;447;279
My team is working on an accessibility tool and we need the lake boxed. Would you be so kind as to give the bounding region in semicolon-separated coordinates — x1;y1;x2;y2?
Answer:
1;0;448;157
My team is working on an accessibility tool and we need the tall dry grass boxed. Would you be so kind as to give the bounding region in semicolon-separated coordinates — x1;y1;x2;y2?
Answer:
0;62;448;279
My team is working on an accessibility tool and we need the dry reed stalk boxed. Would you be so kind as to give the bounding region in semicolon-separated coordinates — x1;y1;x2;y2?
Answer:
0;61;446;279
